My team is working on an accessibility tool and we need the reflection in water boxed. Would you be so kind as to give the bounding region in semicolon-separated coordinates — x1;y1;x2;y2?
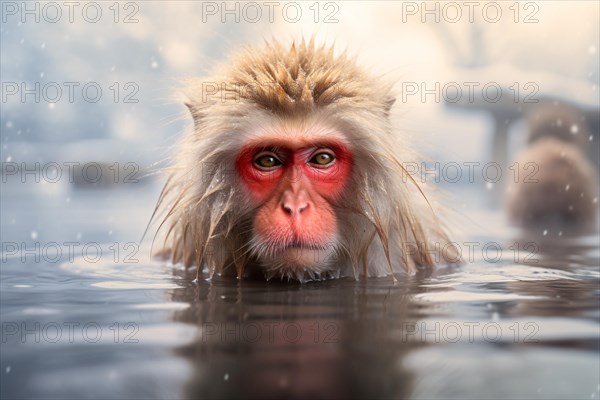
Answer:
170;273;426;399
504;234;599;323
165;233;599;399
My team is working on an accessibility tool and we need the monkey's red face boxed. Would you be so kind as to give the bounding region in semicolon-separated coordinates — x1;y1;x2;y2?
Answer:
236;135;352;278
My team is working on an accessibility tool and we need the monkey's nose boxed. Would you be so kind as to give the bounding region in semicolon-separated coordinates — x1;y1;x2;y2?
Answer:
281;191;309;216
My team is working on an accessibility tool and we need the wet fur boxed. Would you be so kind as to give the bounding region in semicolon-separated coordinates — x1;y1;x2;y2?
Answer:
150;39;458;281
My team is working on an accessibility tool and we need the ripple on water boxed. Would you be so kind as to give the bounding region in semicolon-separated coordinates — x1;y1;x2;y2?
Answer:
129;303;190;310
416;257;599;307
415;290;543;303
425;263;599;288
60;247;184;290
22;307;61;315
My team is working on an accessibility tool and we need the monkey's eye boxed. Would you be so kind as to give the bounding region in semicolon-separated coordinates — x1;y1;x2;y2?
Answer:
309;151;336;167
253;153;282;170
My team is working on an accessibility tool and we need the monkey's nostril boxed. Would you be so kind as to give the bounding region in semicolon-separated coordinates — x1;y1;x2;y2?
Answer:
298;203;309;214
281;190;309;216
281;201;309;215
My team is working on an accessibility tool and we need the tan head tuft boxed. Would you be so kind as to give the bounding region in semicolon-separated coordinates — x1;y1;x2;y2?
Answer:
186;39;388;117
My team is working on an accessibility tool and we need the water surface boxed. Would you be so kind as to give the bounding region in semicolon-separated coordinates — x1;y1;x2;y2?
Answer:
1;185;599;399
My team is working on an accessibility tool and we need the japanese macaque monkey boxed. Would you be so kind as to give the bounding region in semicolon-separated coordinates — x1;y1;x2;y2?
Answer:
151;39;458;282
506;103;599;233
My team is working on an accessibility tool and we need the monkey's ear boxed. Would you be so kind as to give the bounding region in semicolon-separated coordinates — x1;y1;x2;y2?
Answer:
383;96;396;116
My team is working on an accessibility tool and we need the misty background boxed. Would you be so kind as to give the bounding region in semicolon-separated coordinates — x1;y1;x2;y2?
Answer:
1;0;599;211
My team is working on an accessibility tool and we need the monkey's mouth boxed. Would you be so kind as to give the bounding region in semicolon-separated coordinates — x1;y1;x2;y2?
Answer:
250;232;339;279
253;239;336;268
283;241;327;251
271;242;336;270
